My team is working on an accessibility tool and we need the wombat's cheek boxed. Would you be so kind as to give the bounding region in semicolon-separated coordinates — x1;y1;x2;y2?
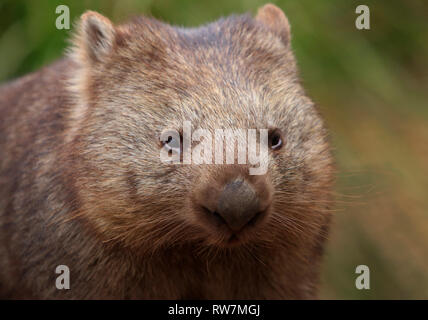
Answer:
185;165;273;246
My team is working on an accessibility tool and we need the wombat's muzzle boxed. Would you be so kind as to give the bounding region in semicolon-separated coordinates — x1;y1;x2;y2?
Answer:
193;169;272;237
216;179;261;232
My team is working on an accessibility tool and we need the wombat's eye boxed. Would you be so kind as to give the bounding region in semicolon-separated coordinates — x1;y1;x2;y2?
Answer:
165;137;180;152
161;132;182;156
269;129;284;151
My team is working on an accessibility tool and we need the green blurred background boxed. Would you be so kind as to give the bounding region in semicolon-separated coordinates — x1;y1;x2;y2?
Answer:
0;0;427;299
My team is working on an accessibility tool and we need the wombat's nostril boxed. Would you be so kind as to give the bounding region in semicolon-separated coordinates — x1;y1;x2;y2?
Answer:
215;179;261;232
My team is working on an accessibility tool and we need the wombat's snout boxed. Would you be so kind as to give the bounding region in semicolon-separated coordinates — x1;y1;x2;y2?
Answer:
194;173;272;237
215;179;261;232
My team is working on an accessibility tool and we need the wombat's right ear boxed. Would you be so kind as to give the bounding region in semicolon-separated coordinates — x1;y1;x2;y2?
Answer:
256;4;291;45
74;11;116;63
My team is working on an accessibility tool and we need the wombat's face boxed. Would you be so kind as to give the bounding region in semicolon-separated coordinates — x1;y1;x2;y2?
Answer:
69;5;334;252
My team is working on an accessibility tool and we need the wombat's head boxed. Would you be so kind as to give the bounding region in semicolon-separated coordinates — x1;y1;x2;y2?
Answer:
67;4;334;253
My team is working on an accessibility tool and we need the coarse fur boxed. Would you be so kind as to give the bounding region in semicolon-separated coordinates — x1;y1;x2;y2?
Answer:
0;4;334;299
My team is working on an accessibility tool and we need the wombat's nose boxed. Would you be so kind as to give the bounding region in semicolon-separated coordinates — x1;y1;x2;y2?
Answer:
215;179;261;232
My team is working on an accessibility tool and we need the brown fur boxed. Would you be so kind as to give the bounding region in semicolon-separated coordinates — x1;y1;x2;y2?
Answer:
0;4;334;299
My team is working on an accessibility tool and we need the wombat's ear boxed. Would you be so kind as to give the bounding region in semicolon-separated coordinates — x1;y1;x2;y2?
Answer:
76;11;116;63
255;4;291;45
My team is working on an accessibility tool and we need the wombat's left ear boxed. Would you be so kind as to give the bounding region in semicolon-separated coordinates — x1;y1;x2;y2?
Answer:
75;11;116;63
256;4;291;45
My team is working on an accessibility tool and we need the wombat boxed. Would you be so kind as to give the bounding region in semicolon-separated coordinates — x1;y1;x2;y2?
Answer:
0;4;334;299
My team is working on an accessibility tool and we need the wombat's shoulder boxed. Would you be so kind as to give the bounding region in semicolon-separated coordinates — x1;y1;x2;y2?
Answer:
0;58;72;110
0;58;73;179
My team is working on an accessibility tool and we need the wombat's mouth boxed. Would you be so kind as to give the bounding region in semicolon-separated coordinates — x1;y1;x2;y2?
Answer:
228;234;240;244
200;206;269;246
